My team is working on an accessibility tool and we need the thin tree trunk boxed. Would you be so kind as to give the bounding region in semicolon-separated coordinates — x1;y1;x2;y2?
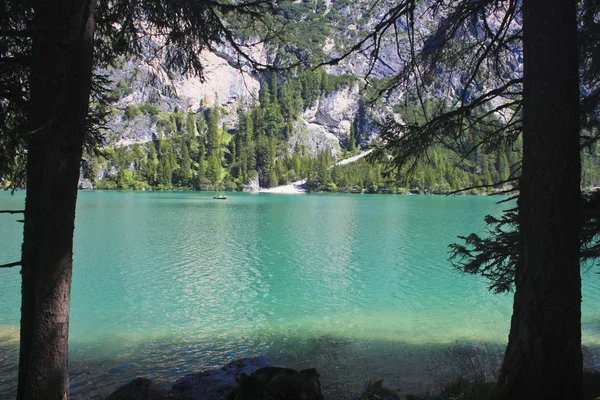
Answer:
498;0;582;399
17;0;96;399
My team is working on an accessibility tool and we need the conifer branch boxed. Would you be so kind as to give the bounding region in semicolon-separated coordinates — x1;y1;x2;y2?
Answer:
0;209;24;214
446;177;519;196
0;261;21;268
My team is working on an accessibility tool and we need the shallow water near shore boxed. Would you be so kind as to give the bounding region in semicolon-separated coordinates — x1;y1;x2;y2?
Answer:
1;191;599;398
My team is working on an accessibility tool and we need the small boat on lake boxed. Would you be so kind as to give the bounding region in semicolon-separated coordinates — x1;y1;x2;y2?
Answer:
213;195;228;200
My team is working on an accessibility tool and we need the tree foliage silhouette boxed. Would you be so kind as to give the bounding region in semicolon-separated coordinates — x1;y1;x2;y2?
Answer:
336;0;595;398
0;1;286;398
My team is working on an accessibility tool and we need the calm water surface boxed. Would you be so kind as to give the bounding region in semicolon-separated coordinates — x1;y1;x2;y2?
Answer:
1;191;599;398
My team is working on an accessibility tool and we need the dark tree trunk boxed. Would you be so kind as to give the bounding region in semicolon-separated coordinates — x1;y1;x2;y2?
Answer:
498;0;582;399
17;0;96;399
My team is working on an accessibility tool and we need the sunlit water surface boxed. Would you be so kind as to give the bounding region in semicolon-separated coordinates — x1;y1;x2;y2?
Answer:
1;191;599;398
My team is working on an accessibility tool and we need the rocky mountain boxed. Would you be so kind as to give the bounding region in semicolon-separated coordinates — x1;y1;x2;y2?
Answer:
84;0;527;192
103;58;374;157
98;0;412;156
103;49;261;146
101;0;522;149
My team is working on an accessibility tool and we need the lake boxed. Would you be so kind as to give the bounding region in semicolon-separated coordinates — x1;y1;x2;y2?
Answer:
1;191;599;398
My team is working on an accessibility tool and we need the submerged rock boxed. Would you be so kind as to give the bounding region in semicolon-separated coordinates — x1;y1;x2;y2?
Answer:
105;377;168;400
170;356;273;400
227;366;324;400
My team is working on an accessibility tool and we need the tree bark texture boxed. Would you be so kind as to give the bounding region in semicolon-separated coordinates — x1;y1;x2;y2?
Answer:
499;0;582;399
17;0;96;399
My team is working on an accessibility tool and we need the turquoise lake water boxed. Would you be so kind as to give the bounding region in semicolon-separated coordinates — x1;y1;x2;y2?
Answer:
1;191;599;398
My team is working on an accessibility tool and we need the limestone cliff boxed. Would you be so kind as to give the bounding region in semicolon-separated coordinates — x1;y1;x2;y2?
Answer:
103;49;261;146
291;82;362;157
102;48;377;156
100;0;521;156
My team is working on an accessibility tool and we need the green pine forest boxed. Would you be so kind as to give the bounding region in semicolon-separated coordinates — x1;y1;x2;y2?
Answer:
87;68;600;194
82;0;600;195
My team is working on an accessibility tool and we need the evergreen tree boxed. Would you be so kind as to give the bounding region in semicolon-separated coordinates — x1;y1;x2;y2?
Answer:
115;168;134;189
497;151;510;182
269;71;279;105
292;154;302;179
186;112;197;136
143;144;159;185
280;79;303;120
265;101;284;138
206;108;221;155
256;135;275;187
259;80;270;106
178;141;192;183
196;138;207;188
157;155;172;188
206;152;222;184
196;113;207;137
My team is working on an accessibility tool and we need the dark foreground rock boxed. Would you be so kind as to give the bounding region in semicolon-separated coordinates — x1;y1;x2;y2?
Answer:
106;357;323;400
171;356;273;400
106;377;168;400
583;372;600;400
227;366;323;400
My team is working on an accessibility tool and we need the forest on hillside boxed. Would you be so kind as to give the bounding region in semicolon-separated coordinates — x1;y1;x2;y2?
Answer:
87;70;600;194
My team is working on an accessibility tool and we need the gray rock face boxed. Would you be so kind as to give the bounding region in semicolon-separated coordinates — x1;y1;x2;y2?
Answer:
170;356;273;400
109;114;158;147
78;178;93;190
110;50;260;113
305;85;359;134
168;50;260;111
290;83;366;157
102;48;261;148
289;119;343;157
102;48;379;154
243;177;260;192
